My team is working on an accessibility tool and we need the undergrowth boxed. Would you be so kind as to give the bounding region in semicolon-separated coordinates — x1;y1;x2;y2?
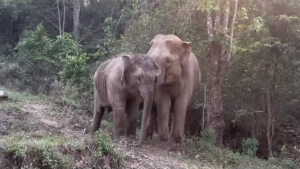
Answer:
1;132;84;169
93;130;123;166
0;87;50;109
191;129;300;169
0;129;122;169
0;87;122;169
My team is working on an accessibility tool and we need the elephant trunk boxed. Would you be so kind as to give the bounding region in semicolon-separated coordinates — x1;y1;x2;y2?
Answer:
136;85;155;146
156;66;165;84
149;56;165;84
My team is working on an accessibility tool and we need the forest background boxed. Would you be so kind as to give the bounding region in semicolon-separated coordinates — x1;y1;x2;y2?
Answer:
0;0;300;165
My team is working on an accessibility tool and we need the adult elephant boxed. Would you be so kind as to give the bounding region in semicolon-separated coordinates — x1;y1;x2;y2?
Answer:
91;53;160;142
146;34;201;147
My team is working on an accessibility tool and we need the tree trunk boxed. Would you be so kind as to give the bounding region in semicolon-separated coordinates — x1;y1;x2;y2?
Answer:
208;40;228;146
203;0;238;147
62;0;66;35
202;85;207;130
57;0;62;35
266;88;273;157
73;0;81;41
266;57;276;158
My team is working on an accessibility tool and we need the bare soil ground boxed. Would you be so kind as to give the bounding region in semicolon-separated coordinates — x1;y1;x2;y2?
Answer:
0;100;212;169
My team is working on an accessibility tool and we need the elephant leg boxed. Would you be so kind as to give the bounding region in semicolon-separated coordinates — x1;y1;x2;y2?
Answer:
146;105;157;139
91;107;105;132
91;92;105;132
112;98;127;138
170;96;188;144
126;100;140;137
156;93;171;141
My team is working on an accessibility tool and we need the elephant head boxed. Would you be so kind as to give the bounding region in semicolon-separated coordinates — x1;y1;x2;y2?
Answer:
120;54;161;145
121;54;160;96
147;34;192;85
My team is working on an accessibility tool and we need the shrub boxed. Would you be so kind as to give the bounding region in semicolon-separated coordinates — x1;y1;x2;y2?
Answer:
7;24;86;95
60;53;91;94
242;138;259;158
93;130;123;165
191;136;292;169
200;129;216;145
2;133;85;169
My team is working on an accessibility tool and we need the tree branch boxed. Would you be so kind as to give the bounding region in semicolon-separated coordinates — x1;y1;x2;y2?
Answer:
78;27;104;43
228;0;239;61
73;0;81;41
223;0;230;31
36;8;59;20
57;0;62;35
36;11;60;30
214;3;221;32
114;15;123;38
110;0;118;28
207;10;214;38
62;0;66;35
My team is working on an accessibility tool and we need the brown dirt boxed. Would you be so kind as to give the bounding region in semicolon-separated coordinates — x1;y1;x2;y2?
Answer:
116;141;212;169
0;102;212;169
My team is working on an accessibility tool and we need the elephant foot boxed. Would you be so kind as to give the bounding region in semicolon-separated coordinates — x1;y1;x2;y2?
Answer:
126;135;137;143
167;136;186;152
113;135;128;144
158;135;169;142
126;127;137;137
133;140;143;147
168;142;186;152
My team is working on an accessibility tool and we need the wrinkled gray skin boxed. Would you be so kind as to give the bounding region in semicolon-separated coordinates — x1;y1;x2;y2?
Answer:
91;53;160;144
146;34;201;148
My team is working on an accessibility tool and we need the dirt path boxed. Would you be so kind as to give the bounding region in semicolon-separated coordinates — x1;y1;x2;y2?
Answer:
116;142;212;169
1;102;211;169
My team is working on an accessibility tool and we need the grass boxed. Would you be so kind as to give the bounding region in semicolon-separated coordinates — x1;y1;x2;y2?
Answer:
1;87;299;169
1;132;84;169
93;130;123;166
0;87;123;169
0;87;51;113
189;130;300;169
1;131;123;169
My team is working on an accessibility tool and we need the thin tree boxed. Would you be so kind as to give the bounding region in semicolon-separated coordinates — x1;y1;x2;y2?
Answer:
73;0;81;41
199;0;239;146
57;0;66;36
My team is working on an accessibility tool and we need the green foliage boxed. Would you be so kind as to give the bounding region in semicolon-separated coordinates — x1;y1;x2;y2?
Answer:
2;132;84;169
93;130;123;164
280;145;288;157
192;137;289;169
280;158;300;169
60;52;91;93
100;120;113;131
1;23;97;97
0;87;50;112
242;138;259;158
200;129;216;145
268;157;300;169
1;0;300;165
9;24;87;94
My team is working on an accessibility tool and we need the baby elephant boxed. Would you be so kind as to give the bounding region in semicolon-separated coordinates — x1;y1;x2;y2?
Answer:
91;53;160;144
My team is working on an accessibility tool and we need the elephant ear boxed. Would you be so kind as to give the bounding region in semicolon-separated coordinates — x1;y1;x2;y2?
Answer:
121;55;130;84
181;41;192;66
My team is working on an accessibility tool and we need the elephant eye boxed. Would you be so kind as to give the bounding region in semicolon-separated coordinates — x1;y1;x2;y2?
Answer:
137;76;142;82
166;58;172;66
165;59;170;65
